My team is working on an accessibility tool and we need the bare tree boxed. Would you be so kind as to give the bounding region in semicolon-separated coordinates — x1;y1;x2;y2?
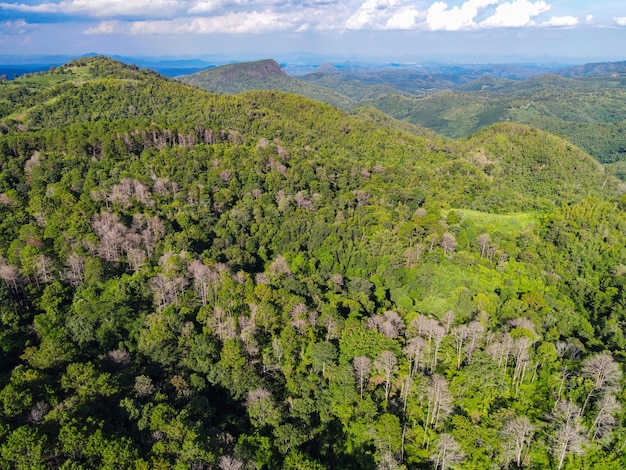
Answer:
108;348;131;367
374;350;397;406
268;254;292;278
353;356;372;398
126;247;147;271
131;213;165;258
465;320;484;364
377;450;402;470
589;392;620;442
34;254;54;284
487;333;514;373
272;337;284;365
188;259;212;306
151;273;187;311
28;401;50;425
477;233;490;258
580;353;621;415
404;336;426;378
64;252;85;287
218;455;244;470
551;400;587;470
208;306;237;342
432;433;465;470
0;260;21;293
430;323;446;372
409;314;437;338
451;324;469;370
290;303;309;334
366;310;405;339
443;310;455;334
381;310;405;338
441;232;457;256
319;311;342;341
512;336;532;394
424;374;453;441
501;415;534;468
92;210;128;261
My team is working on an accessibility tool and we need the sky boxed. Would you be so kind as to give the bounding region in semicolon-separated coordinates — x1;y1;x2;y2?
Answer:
1;0;626;62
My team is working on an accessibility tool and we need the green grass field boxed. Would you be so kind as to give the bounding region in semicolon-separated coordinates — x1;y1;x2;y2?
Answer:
455;208;539;234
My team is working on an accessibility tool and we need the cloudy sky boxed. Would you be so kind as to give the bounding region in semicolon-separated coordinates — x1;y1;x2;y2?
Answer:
1;0;626;61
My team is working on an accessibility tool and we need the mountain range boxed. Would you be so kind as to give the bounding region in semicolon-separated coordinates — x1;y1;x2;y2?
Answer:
177;59;626;179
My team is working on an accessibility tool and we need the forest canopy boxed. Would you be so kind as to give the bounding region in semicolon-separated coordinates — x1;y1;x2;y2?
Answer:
0;56;625;469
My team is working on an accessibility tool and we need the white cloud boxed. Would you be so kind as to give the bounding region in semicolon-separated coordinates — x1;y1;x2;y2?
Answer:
128;11;301;34
425;0;498;31
295;22;309;32
615;17;626;27
187;0;261;15
0;19;31;34
187;1;222;14
346;0;421;31
0;2;57;13
0;0;186;18
84;20;125;34
385;6;420;30
10;0;590;36
480;0;550;28
346;0;393;31
541;15;578;27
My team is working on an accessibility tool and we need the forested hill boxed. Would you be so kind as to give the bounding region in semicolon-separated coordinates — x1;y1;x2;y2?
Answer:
1;56;626;469
356;73;626;179
177;59;355;110
179;58;626;179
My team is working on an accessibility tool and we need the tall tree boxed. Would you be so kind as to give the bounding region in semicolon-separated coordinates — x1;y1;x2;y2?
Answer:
353;355;371;399
580;353;621;415
432;433;464;470
374;350;397;406
552;400;587;470
501;415;534;468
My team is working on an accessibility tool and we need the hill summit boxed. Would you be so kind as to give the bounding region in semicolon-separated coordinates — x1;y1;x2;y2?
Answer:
177;58;354;109
201;58;286;82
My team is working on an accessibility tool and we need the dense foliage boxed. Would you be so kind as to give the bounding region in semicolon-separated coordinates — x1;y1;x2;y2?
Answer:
359;74;626;176
0;57;625;469
181;60;626;179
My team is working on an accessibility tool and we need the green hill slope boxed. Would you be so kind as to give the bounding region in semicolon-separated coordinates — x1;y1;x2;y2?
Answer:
0;56;625;470
360;73;626;177
177;59;355;110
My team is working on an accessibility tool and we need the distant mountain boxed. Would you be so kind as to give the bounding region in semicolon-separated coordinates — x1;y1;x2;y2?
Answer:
353;70;626;177
0;54;216;80
557;60;626;78
0;64;55;80
299;62;566;99
313;62;342;74
177;59;355;110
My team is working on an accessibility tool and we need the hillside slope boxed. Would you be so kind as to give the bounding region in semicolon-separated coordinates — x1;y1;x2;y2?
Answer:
360;73;626;177
177;59;355;110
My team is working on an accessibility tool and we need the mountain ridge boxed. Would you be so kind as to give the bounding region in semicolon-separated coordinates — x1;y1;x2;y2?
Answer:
177;58;355;110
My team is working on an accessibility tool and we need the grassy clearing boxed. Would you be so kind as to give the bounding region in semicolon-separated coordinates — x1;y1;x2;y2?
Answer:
456;208;539;234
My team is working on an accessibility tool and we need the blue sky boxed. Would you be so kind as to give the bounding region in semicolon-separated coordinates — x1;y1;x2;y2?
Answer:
1;0;626;61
